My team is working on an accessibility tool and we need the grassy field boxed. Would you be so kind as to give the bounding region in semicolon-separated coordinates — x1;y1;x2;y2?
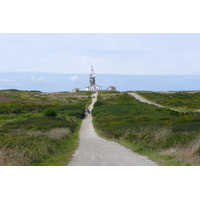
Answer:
0;90;92;166
135;91;200;112
2;89;200;166
92;91;200;166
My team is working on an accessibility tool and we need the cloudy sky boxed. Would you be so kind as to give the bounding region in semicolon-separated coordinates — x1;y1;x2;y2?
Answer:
1;33;200;75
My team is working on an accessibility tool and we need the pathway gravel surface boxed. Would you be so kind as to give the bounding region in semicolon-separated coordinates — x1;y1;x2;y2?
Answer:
68;93;158;166
128;92;181;112
128;93;164;107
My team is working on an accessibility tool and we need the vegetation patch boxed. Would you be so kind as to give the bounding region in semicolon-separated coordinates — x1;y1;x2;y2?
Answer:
92;92;200;166
0;90;92;166
136;91;200;111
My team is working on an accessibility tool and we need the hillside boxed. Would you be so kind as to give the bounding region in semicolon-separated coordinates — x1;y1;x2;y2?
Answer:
1;90;200;166
92;91;200;165
136;91;200;112
0;90;92;166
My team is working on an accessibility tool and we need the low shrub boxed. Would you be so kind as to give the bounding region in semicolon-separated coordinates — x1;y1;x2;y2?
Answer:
1;116;76;132
57;105;85;119
92;92;200;165
93;101;107;107
137;91;200;110
43;109;57;117
178;114;197;123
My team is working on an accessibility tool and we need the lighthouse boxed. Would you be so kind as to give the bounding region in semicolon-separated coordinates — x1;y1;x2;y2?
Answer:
85;66;102;91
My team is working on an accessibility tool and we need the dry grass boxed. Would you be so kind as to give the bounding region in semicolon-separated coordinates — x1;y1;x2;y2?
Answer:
27;128;71;139
162;136;200;165
148;127;172;141
34;92;90;102
123;127;172;148
138;126;172;142
0;146;30;166
0;128;71;166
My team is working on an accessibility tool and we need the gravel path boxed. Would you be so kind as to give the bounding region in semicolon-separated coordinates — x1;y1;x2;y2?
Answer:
128;92;181;113
128;92;164;107
68;93;158;166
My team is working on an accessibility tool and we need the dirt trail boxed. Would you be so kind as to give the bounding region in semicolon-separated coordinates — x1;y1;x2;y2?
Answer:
128;92;181;112
68;93;157;166
128;92;164;107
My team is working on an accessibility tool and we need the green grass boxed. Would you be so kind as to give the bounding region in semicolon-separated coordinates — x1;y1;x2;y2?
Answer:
92;91;200;166
36;119;82;166
0;90;92;166
0;116;81;166
135;91;200;111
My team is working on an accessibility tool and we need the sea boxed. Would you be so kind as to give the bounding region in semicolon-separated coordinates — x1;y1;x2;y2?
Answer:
0;72;200;93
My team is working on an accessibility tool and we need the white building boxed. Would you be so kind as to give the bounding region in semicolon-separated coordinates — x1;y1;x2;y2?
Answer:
85;66;102;91
107;85;116;91
72;88;80;93
85;85;102;91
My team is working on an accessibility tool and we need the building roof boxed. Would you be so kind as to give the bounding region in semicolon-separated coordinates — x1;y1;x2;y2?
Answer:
85;85;102;88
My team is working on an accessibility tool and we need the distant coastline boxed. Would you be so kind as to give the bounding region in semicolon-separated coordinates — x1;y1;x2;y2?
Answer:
0;72;200;92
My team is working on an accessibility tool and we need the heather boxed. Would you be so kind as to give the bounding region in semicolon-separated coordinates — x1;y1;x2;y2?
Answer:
136;91;200;112
0;90;92;165
92;92;200;165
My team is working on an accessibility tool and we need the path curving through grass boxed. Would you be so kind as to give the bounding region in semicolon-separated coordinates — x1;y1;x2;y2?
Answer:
68;93;158;166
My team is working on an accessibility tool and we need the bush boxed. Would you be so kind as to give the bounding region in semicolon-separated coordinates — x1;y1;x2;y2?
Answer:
57;105;85;119
178;114;196;123
93;101;106;107
12;105;23;114
1;116;77;132
43;109;57;117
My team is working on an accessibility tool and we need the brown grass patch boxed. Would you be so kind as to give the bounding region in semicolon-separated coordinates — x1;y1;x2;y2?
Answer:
27;128;71;139
0;147;30;166
162;136;200;165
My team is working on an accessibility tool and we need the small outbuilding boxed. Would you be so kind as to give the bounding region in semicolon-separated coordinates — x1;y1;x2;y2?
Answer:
72;88;80;93
107;85;116;91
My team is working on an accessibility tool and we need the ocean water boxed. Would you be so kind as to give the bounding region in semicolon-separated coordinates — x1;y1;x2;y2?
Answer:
0;72;200;92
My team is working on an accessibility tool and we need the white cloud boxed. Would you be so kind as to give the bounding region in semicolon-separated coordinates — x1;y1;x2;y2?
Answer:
1;33;200;75
69;76;78;83
31;75;48;82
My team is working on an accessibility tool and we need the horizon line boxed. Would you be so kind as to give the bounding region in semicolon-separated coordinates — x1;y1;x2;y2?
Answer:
1;72;200;76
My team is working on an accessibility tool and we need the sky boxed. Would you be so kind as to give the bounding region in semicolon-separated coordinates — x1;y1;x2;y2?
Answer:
1;33;200;75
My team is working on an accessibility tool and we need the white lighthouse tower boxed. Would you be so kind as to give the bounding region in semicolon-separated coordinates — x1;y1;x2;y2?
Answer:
85;66;102;91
